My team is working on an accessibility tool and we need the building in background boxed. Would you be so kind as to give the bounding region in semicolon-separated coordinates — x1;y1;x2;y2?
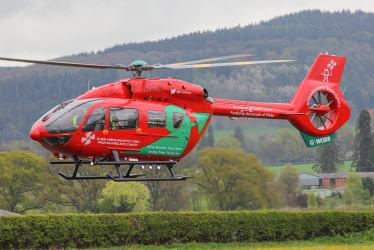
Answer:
301;189;332;198
317;172;374;189
299;173;319;188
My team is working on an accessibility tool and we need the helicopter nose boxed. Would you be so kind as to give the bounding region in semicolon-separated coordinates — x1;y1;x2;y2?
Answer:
30;126;43;142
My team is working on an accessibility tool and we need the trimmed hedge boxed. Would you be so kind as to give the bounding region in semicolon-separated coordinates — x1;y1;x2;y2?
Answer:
1;211;374;249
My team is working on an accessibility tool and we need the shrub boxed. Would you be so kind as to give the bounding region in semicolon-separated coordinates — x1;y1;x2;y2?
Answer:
1;211;374;249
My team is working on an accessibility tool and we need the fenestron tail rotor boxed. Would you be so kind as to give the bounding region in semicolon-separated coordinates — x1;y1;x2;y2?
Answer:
308;91;336;130
0;54;295;78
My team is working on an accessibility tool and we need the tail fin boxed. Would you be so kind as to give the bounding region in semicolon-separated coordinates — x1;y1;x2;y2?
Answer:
288;54;350;146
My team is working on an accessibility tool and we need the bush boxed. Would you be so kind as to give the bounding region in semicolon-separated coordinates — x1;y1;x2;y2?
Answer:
307;192;318;209
1;211;374;249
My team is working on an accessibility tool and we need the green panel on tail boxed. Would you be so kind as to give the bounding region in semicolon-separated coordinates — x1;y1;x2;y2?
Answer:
299;131;335;147
193;112;211;134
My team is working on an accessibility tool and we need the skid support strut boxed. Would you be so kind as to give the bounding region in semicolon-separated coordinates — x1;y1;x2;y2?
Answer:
51;152;193;182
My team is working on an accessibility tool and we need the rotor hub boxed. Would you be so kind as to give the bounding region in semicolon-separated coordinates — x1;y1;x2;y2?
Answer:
309;104;331;117
130;60;148;67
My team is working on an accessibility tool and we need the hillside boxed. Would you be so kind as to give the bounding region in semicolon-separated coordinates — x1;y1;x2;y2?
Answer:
0;9;373;142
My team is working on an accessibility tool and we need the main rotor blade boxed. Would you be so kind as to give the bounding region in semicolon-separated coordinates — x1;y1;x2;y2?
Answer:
0;57;129;70
154;59;296;69
166;54;256;66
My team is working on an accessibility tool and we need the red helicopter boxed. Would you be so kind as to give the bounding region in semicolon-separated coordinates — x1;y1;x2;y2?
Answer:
0;54;350;181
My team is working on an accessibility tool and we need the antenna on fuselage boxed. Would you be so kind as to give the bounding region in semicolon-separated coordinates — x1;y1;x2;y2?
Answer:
342;85;347;96
87;79;90;91
245;92;253;107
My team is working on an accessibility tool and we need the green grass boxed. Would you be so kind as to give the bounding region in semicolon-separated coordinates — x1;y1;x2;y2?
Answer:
66;227;374;249
213;124;355;141
214;126;298;141
265;160;353;175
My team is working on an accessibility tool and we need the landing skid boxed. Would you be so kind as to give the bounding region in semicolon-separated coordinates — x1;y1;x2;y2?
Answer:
51;151;193;182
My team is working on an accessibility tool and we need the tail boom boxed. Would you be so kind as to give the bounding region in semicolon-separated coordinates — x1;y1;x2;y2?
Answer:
213;99;296;119
212;55;350;138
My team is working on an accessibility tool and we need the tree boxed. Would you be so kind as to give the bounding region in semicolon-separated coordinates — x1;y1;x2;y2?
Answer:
351;110;374;172
143;154;195;211
276;128;302;163
345;173;371;205
362;177;374;196
0;151;58;213
196;125;214;151
307;192;318;209
206;125;215;148
214;137;242;150
278;165;299;194
313;135;343;173
338;125;355;155
192;147;277;211
343;188;353;207
156;155;195;212
234;126;246;151
99;182;150;213
157;181;191;212
254;137;284;165
50;158;110;213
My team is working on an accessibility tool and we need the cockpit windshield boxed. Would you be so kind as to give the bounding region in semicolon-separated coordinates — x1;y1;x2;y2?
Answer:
31;100;74;131
43;99;102;134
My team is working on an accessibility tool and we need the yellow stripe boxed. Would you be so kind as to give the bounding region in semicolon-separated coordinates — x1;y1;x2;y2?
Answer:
193;64;212;68
234;62;255;65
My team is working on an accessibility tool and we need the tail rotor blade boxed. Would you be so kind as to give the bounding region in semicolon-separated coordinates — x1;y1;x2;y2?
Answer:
318;91;321;104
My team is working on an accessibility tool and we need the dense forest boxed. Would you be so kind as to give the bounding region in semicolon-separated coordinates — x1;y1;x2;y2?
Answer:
0;9;374;142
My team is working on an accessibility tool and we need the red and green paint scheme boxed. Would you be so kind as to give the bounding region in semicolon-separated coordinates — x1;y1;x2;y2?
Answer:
122;105;211;157
30;55;350;162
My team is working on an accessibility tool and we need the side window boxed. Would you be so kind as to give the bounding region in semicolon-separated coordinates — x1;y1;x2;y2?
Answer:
109;107;138;130
173;113;184;129
82;107;106;132
148;111;166;128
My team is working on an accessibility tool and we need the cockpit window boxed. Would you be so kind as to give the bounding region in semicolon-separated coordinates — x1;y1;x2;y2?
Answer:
82;107;106;132
148;111;166;128
43;99;102;134
173;113;184;129
43;100;74;121
109;107;138;130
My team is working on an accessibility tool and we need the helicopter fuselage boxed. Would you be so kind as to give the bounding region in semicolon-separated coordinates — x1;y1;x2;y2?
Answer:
29;55;351;162
30;77;214;161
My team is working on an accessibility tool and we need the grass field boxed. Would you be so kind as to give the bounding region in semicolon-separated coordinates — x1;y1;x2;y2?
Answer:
93;244;374;249
213;124;355;141
215;126;354;176
214;126;298;141
265;160;353;175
